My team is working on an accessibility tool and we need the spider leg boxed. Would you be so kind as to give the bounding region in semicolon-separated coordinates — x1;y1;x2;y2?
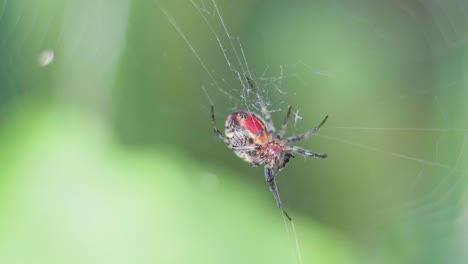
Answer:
246;76;275;135
276;106;292;139
232;145;261;151
265;167;292;221
284;115;328;143
211;105;231;146
290;146;327;159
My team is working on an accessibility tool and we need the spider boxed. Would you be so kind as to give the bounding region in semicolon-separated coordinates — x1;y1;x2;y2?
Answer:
211;76;328;220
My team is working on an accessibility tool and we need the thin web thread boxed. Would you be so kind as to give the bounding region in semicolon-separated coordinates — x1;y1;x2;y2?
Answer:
334;126;468;132
282;213;303;264
154;0;234;101
315;134;451;169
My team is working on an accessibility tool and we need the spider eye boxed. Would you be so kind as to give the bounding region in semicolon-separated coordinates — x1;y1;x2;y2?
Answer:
238;112;248;120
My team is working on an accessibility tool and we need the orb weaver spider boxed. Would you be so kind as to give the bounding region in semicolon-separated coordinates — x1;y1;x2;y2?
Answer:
211;76;328;220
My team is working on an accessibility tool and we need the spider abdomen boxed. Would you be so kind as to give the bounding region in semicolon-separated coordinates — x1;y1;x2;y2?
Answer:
225;111;271;165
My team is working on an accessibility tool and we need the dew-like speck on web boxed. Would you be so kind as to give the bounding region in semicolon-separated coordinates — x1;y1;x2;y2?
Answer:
38;49;55;67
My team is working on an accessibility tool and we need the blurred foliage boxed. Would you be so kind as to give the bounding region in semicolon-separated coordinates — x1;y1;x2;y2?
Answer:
1;0;468;263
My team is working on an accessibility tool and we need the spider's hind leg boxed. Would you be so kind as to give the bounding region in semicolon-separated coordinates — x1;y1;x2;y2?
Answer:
265;167;292;221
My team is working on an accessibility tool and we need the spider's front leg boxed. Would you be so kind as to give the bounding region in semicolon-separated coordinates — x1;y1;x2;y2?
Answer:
285;115;329;143
232;145;261;151
276;106;292;140
265;167;292;221
290;146;327;159
211;105;232;146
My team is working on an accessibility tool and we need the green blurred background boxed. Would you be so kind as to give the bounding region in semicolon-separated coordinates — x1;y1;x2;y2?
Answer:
1;0;468;263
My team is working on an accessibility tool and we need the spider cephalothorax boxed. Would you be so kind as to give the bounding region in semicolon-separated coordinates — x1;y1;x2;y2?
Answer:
211;77;328;220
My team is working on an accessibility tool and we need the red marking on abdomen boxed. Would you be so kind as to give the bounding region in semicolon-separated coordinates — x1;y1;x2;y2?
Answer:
243;113;266;136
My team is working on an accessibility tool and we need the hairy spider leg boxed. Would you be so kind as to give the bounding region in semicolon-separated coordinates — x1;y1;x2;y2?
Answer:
289;146;327;159
276;106;292;140
232;145;261;151
285;115;329;143
265;167;292;221
211;105;231;145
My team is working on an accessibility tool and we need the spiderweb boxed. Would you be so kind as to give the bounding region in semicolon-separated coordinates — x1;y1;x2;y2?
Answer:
155;0;468;263
1;0;468;263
